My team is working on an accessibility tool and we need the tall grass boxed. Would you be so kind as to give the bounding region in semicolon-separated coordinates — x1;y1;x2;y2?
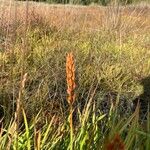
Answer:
0;96;149;149
0;0;150;149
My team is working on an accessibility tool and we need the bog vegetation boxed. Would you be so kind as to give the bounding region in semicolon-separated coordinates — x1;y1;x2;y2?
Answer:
0;0;150;149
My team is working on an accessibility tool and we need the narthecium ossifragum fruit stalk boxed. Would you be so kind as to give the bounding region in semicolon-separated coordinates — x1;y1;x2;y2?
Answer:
66;52;76;105
66;52;76;149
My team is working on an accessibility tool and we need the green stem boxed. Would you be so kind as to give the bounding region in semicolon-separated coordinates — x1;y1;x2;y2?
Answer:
70;105;73;150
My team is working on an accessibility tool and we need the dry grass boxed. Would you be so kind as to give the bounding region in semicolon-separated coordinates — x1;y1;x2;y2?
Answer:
0;1;149;32
0;0;150;124
0;1;150;149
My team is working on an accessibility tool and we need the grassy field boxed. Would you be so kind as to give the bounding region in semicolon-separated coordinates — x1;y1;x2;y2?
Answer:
0;0;150;149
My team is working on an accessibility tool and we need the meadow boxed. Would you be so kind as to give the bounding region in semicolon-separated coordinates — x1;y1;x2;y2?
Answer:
0;0;150;149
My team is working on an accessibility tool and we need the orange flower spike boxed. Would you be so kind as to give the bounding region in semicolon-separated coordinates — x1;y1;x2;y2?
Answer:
66;52;76;105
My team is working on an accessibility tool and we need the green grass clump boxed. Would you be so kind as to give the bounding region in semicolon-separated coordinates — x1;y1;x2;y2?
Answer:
0;102;150;149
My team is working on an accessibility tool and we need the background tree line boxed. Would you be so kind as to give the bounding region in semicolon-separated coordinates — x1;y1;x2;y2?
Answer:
17;0;146;5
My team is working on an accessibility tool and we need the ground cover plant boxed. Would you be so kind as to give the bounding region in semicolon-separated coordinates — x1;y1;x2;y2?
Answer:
0;0;150;149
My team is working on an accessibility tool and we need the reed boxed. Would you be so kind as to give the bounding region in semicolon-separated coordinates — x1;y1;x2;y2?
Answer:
66;52;76;150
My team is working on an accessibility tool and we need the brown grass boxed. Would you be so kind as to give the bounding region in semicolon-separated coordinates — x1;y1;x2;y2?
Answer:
0;0;150;129
0;1;149;34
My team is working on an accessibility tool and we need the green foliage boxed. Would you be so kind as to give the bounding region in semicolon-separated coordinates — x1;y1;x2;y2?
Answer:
16;0;145;5
0;103;150;149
